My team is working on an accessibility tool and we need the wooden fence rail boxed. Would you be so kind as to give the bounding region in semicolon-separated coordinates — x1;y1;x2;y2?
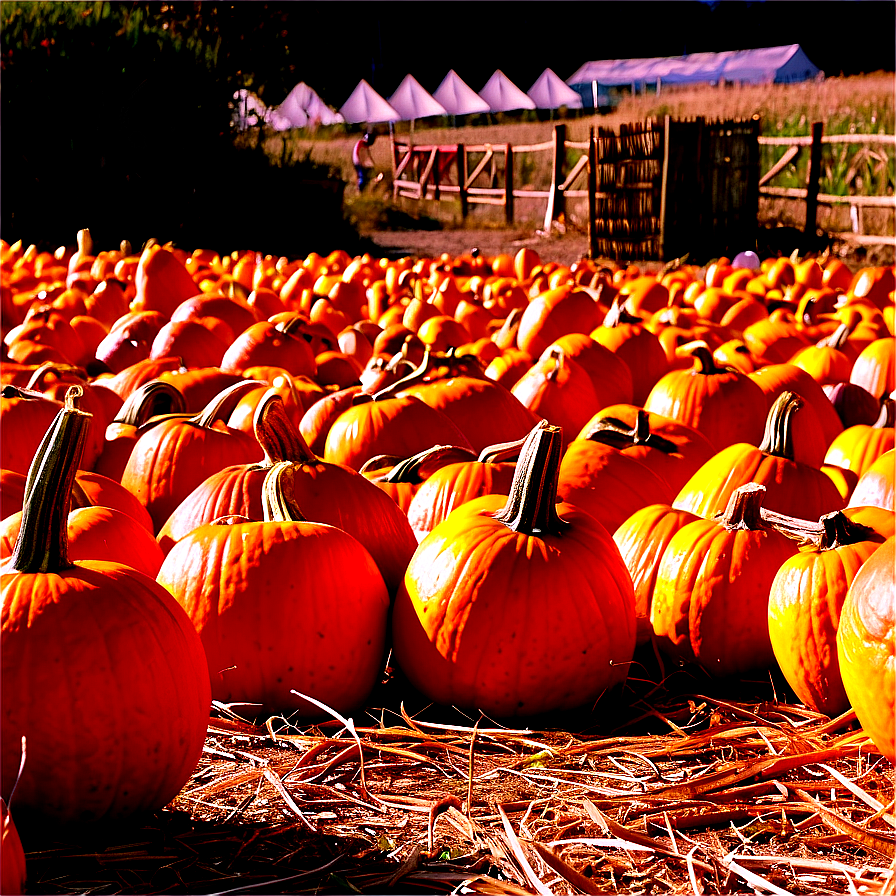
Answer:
390;122;895;258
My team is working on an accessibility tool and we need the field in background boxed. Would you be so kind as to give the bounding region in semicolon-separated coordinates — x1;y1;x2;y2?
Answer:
246;73;895;236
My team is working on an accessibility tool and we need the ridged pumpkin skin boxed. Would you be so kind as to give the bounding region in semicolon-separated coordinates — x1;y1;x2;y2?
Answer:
157;517;390;717
324;395;473;472
848;449;895;511
643;346;768;451
825;424;895;480
392;423;636;717
768;507;894;716
836;536;895;760
650;485;800;677
612;503;702;646
2;560;211;821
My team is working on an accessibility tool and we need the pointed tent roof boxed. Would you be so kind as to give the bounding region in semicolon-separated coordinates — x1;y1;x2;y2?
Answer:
527;68;583;110
339;79;400;123
273;81;343;130
388;74;447;121
479;70;537;113
432;70;491;116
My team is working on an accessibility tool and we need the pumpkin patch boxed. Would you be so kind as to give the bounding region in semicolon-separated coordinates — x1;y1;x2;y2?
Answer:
1;232;893;890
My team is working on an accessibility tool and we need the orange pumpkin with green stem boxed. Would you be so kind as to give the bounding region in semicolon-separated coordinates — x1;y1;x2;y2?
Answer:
392;420;636;716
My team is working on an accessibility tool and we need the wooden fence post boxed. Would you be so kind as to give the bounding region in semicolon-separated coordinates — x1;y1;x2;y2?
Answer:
543;123;567;230
659;115;671;260
457;144;468;221
588;126;598;259
504;143;514;225
805;120;824;240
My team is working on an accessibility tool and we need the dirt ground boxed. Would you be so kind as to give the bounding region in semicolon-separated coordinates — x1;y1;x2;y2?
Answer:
358;225;892;271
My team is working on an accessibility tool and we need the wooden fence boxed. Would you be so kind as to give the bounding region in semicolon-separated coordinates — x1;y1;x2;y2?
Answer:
390;119;894;260
758;129;896;248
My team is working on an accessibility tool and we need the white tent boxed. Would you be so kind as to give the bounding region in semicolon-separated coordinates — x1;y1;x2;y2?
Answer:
388;74;447;121
568;44;822;104
479;70;537;113
268;82;343;131
527;68;583;110
432;70;491;116
339;79;400;123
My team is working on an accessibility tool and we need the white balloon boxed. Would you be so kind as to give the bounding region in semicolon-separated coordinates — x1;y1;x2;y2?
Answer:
732;250;761;270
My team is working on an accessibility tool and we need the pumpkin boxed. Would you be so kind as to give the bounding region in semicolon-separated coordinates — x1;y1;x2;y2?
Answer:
672;391;844;520
575;405;715;494
1;387;210;822
515;285;603;359
590;299;669;405
836;535;895;760
406;436;521;542
612;503;702;647
823;381;882;429
220;318;317;379
767;506;894;716
545;332;634;408
130;244;200;317
323;393;473;473
789;321;856;386
94;310;169;373
650;483;800;677
392;421;636;716
157;390;417;596
0;798;25;895
120;380;265;532
157;461;390;718
824;409;895;480
849;337;895;400
848;448;895;511
643;342;768;450
0;504;164;577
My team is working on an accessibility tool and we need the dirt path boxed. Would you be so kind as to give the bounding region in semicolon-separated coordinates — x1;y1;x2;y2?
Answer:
360;227;594;267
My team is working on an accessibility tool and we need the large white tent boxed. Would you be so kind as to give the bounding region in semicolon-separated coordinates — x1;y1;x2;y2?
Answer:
269;81;343;131
479;70;537;113
340;79;400;123
432;70;491;116
527;68;583;110
568;44;822;105
388;74;447;121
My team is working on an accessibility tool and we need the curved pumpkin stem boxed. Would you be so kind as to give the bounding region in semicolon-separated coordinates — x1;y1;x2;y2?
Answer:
112;379;186;427
816;319;855;350
477;434;527;464
261;461;306;523
10;386;90;574
684;341;731;376
489;420;569;537
873;397;894;429
25;363;87;390
492;307;523;351
372;345;435;401
718;482;769;532
544;347;566;382
602;296;642;328
759;507;878;549
253;389;317;466
361;444;477;483
580;409;678;455
758;390;802;460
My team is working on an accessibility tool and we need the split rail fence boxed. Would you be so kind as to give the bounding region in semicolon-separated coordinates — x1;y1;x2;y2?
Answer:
390;118;895;260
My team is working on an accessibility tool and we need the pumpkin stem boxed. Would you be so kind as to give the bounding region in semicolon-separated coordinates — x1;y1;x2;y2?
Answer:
816;320;854;350
489;420;569;537
580;409;678;455
477;434;527;464
718;482;769;531
683;341;729;376
545;347;565;382
25;363;87;391
602;296;642;328
193;379;266;429
112;379;186;427
372;345;434;401
873;398;894;429
758;507;878;549
492;307;523;350
361;444;477;483
9;386;91;573
758;390;802;460
261;461;306;523
253;390;316;465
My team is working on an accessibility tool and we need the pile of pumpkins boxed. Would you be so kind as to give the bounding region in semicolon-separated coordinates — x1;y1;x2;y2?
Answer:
1;231;893;879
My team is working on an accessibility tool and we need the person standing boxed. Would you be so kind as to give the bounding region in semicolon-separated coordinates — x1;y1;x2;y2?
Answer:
352;132;376;191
